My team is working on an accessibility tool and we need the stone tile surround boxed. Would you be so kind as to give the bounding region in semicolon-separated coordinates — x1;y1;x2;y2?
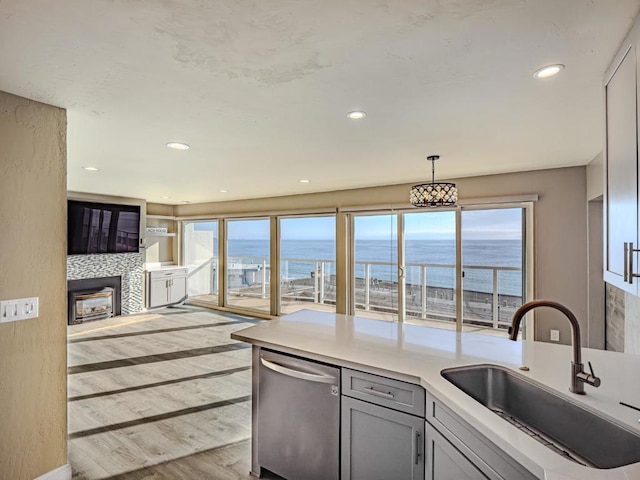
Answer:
67;253;144;315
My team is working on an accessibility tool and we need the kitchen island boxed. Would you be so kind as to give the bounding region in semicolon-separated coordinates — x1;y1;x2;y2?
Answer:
231;309;640;480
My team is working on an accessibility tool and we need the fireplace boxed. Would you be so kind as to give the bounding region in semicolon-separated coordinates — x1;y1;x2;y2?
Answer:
71;288;114;323
68;276;121;325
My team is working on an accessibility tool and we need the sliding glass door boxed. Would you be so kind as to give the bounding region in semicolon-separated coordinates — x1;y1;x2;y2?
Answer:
461;207;525;332
181;205;528;331
225;218;271;312
183;220;219;305
279;215;336;314
352;214;399;321
350;206;527;335
404;210;457;327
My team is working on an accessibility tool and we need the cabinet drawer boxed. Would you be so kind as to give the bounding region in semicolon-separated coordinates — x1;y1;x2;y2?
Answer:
426;394;537;480
148;268;187;280
342;368;425;417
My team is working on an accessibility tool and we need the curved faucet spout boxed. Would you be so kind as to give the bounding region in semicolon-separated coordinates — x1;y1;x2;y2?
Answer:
508;299;582;366
509;300;600;394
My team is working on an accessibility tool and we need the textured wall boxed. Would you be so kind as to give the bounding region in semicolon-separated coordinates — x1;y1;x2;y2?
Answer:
0;91;67;478
67;253;144;314
606;283;625;352
625;292;640;354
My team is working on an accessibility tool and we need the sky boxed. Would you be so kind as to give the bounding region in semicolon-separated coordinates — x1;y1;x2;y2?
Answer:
193;208;523;241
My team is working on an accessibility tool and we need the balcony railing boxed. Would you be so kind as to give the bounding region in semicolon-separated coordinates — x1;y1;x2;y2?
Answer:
185;256;523;330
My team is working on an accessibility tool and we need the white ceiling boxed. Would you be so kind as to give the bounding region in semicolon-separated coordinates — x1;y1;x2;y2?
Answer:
1;1;639;204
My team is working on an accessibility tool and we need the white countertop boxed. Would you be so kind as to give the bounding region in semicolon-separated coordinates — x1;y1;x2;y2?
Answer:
231;309;640;480
144;264;187;272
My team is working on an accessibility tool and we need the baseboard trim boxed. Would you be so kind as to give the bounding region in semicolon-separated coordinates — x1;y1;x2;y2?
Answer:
35;464;72;480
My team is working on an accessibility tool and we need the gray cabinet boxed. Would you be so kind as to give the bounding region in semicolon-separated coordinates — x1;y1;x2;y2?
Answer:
342;368;425;417
341;396;424;480
604;19;640;294
425;422;489;480
426;395;537;480
146;268;188;308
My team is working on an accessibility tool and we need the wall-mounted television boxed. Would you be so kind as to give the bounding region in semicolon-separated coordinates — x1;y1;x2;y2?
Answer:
68;200;141;255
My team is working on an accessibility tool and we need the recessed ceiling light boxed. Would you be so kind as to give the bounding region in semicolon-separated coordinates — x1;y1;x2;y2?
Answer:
220;189;228;193
161;196;171;199
181;201;190;204
299;179;311;183
82;166;100;171
533;64;565;79
347;111;366;120
166;142;190;150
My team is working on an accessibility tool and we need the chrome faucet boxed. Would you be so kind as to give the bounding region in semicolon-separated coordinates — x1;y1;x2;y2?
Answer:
508;300;601;395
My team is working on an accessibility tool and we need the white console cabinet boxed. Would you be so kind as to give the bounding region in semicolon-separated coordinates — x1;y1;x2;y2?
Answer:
147;267;188;308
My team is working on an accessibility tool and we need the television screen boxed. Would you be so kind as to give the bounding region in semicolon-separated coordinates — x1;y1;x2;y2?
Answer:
68;200;141;255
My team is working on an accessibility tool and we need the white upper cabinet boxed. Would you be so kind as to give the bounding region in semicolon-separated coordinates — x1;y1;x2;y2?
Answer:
604;21;640;295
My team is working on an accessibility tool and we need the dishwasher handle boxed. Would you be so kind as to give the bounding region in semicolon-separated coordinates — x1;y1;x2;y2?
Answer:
260;357;337;384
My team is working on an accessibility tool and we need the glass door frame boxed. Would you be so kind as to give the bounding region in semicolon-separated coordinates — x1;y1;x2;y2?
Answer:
222;216;273;316
348;202;533;335
276;213;337;316
348;211;402;322
348;207;459;325
181;219;221;307
459;201;534;338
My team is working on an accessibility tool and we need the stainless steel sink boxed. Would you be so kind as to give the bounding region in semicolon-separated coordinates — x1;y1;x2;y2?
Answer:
441;364;640;469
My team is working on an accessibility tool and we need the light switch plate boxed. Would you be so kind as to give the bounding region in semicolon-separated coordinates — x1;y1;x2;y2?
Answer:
550;329;560;342
0;297;39;323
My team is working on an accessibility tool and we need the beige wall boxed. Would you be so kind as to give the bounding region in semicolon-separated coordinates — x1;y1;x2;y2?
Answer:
586;151;604;201
147;202;175;217
146;217;177;264
146;203;177;264
0;92;67;478
587;199;605;349
176;166;588;344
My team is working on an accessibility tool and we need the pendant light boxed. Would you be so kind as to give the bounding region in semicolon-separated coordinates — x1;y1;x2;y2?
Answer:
409;155;458;207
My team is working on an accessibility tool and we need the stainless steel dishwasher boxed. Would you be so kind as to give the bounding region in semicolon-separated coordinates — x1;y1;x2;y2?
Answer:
257;349;340;480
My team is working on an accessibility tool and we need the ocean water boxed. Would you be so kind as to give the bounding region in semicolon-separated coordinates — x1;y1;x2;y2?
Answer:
227;239;523;296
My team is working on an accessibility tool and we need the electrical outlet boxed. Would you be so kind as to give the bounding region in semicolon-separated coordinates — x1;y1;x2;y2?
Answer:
0;297;39;323
550;329;560;342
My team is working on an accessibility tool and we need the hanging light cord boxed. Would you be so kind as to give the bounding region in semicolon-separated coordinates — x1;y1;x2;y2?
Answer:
431;157;435;184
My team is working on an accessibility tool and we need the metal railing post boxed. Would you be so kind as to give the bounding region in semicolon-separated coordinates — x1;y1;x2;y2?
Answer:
313;260;319;302
319;262;325;304
492;268;499;329
421;265;427;319
364;263;371;311
261;259;267;299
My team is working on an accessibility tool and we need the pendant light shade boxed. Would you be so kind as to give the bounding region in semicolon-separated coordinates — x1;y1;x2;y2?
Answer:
410;155;458;207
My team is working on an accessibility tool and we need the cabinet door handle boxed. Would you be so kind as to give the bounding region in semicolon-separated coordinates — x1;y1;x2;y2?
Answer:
624;242;629;283
630;242;635;285
415;431;421;465
362;386;395;399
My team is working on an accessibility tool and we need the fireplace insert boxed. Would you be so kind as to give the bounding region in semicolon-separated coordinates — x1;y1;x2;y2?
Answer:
67;276;122;325
70;288;114;324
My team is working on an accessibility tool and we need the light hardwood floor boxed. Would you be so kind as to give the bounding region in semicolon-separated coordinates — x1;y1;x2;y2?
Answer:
67;306;262;480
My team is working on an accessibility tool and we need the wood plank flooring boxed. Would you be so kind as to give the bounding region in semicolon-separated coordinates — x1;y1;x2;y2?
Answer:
68;306;261;480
